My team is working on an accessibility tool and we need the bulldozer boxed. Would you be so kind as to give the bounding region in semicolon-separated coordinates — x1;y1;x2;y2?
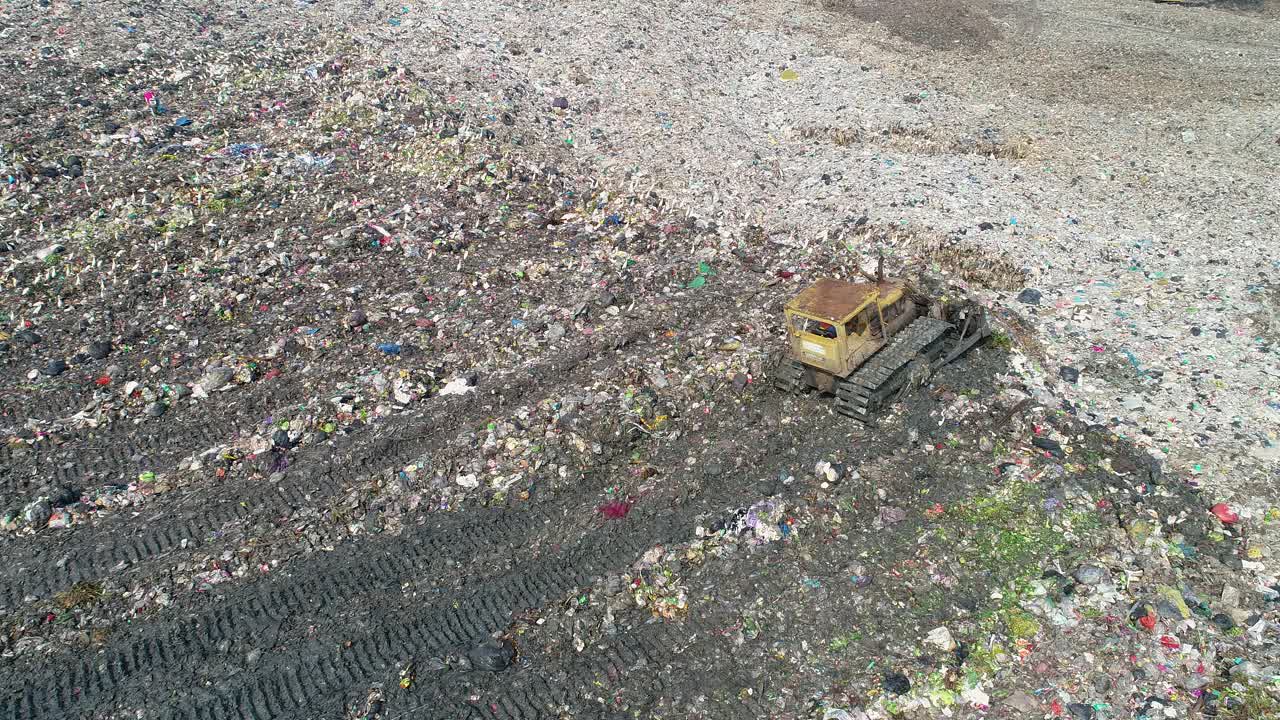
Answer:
772;259;991;424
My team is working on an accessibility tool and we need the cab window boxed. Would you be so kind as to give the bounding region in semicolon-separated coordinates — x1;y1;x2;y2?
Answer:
793;316;838;339
844;309;870;336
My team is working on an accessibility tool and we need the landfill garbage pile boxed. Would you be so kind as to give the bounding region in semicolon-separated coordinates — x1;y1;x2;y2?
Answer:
2;0;1278;719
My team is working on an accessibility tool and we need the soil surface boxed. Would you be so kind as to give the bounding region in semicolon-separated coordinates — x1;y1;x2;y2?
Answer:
1;1;1277;719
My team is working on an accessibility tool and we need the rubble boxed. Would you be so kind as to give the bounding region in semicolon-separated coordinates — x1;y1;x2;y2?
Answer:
0;0;1276;718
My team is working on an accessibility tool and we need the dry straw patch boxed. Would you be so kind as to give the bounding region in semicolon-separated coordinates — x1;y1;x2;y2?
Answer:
798;124;1035;160
842;223;1029;292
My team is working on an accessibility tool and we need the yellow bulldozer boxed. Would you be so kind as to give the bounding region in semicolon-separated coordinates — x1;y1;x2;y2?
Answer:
772;259;990;424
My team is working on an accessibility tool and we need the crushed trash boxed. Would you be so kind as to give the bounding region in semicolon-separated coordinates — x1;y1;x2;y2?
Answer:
0;2;1275;719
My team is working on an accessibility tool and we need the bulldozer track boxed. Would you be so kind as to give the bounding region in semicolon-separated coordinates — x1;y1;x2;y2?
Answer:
0;503;662;719
0;440;797;720
770;359;806;395
373;576;800;719
833;317;953;424
0;338;611;612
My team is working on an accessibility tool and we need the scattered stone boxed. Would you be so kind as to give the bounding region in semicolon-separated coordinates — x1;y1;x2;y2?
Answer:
924;626;956;652
1016;288;1042;305
878;506;906;526
197;366;235;393
87;340;112;360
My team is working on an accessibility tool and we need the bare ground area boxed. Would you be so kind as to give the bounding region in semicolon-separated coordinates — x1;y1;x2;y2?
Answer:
1;1;1278;719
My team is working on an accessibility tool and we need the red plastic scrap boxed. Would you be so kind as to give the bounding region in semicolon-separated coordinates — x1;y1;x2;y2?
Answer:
1159;635;1180;650
1210;503;1239;524
1138;613;1157;631
599;500;631;519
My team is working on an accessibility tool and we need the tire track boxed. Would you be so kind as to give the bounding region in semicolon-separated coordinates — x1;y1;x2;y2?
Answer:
0;342;598;610
0;294;715;610
0;506;682;720
0;413;791;720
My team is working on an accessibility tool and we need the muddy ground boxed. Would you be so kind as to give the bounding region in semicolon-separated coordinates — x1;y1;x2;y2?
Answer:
1;1;1277;719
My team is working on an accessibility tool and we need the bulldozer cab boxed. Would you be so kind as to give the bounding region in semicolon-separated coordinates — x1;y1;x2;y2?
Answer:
784;278;915;379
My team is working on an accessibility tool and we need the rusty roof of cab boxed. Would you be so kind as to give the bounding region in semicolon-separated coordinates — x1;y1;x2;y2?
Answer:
785;278;893;323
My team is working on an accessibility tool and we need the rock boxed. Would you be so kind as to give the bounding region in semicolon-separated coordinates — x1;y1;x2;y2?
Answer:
551;96;569;109
924;626;956;652
347;308;368;327
87;340;112;360
467;638;515;672
1059;366;1080;383
1074;565;1108;586
545;323;566;340
879;506;906;526
42;359;68;376
197;366;234;392
881;671;911;696
1016;288;1042;305
145;401;166;417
